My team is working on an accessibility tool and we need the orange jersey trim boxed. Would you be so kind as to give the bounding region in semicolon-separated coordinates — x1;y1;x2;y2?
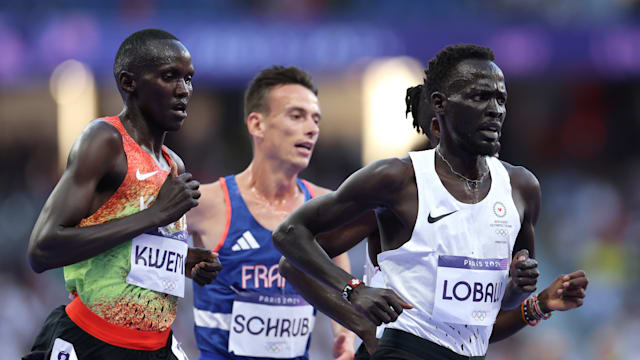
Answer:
301;179;317;199
213;177;232;252
65;296;170;350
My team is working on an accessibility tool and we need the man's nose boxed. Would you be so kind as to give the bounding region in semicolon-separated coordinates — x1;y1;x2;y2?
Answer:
485;98;504;119
175;79;190;97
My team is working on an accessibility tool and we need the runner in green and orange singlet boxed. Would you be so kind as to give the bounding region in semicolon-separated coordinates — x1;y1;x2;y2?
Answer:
24;29;221;360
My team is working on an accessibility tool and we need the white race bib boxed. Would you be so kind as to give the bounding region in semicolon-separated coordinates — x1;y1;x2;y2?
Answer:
228;292;315;358
126;233;188;297
50;338;78;360
432;255;509;326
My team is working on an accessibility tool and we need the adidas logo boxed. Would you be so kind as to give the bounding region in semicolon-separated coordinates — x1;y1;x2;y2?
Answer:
231;231;261;251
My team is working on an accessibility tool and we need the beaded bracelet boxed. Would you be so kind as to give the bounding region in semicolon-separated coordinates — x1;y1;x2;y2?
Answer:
532;294;552;320
521;297;540;326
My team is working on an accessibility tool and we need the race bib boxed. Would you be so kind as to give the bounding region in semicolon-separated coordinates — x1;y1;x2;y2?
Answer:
126;233;188;297
432;255;509;326
50;338;78;360
228;292;315;358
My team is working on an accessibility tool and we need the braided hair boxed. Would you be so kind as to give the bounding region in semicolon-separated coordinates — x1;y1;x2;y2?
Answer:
406;84;440;149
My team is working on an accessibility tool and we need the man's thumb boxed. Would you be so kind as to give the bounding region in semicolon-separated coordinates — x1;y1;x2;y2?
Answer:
515;249;529;262
169;160;178;177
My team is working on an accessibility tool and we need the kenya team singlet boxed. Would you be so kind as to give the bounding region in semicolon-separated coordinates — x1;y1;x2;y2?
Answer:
63;116;188;334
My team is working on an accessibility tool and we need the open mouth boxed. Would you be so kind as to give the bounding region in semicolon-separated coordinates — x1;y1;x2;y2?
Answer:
172;102;187;112
479;124;501;140
295;142;314;151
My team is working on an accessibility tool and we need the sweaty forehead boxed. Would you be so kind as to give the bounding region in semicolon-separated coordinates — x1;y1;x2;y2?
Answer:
139;39;191;68
446;59;504;93
268;84;320;113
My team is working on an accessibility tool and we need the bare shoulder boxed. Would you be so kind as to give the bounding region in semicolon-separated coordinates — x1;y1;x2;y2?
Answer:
77;119;123;153
163;146;185;174
500;160;540;194
187;179;227;232
190;180;226;218
346;156;414;192
201;180;226;206
67;119;124;173
323;156;415;207
296;157;414;200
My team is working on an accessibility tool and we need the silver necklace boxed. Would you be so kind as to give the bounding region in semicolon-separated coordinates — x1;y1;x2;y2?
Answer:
435;146;488;192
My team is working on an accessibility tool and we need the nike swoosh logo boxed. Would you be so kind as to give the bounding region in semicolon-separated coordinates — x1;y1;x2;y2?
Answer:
427;210;458;224
136;169;158;181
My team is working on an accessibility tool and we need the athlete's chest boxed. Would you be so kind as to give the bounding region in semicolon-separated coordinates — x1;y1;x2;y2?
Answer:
241;195;306;231
220;224;287;291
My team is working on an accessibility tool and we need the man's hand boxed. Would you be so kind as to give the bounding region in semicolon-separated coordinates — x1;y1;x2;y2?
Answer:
185;247;221;286
538;270;588;312
510;249;539;292
153;169;201;227
503;249;539;309
349;285;413;326
332;332;355;360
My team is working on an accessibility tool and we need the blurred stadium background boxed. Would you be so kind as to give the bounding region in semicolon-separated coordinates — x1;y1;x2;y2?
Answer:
1;1;640;359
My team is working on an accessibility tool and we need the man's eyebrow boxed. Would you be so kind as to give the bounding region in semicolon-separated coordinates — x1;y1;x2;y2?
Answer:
286;106;307;113
447;77;473;92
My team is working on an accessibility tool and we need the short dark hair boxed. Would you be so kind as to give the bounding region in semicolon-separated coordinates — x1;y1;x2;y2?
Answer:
244;66;318;118
113;29;179;80
424;44;495;103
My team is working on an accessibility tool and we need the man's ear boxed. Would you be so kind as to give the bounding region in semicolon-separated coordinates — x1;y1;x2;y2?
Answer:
246;112;266;140
118;71;136;94
431;92;447;115
430;117;441;139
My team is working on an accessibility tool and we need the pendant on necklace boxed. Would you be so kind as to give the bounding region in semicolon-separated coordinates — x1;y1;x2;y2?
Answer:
466;181;478;192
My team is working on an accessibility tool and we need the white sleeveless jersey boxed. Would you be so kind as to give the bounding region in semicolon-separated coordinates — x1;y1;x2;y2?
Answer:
363;242;386;339
377;149;521;357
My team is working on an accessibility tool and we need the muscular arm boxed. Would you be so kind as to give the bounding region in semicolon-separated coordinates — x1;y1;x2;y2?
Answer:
280;256;378;354
273;159;405;291
501;165;542;309
489;306;527;343
28;121;199;273
280;210;379;354
274;159;414;327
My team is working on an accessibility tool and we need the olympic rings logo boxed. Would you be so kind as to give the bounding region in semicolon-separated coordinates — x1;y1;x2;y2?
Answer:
161;279;177;291
472;311;487;321
495;228;508;237
266;341;288;353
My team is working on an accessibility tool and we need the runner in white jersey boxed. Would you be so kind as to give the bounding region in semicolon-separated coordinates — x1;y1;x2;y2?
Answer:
273;44;588;360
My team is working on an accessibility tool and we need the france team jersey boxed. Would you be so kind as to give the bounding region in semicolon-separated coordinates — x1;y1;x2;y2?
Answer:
193;175;316;360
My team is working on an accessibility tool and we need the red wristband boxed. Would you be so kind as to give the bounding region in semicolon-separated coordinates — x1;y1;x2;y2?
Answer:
342;278;364;302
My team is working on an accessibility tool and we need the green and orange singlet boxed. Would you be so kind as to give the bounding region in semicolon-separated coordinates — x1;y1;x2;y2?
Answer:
63;116;187;349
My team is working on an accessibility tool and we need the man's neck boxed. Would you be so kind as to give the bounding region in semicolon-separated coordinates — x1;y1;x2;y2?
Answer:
435;143;487;180
118;106;166;162
236;156;303;203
